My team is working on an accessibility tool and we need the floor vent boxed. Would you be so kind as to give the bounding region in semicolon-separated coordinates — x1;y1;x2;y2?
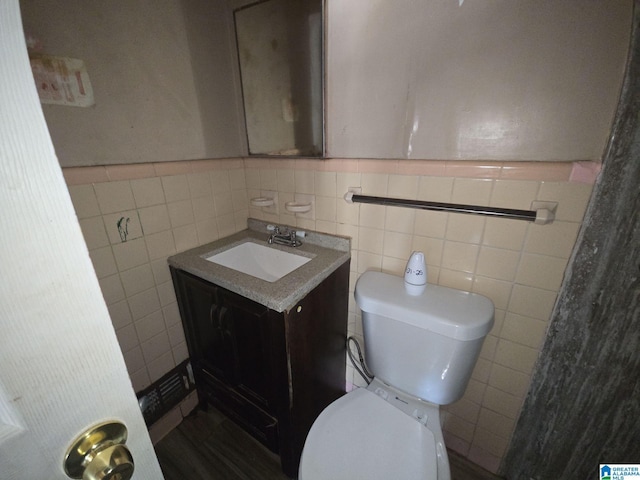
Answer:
137;360;196;426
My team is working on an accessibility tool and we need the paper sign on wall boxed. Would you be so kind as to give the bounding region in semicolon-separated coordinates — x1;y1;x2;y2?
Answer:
30;55;94;107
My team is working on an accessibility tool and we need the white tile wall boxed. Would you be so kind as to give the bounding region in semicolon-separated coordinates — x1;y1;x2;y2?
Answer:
242;161;593;473
65;159;594;474
94;181;136;213
131;177;165;207
67;165;247;400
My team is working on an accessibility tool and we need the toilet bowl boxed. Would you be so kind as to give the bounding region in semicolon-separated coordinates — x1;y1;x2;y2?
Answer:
299;271;494;480
299;379;447;480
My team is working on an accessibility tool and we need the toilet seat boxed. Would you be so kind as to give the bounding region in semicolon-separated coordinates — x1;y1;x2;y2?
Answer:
299;387;438;480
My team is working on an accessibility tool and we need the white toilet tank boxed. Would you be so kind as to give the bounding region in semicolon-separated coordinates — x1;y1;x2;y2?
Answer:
355;271;494;405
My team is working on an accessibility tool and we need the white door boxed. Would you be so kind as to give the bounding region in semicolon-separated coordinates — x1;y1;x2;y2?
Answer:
0;2;164;479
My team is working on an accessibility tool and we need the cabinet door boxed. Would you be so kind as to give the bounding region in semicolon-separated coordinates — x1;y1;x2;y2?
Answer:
171;269;286;414
170;269;237;384
171;269;218;366
218;288;286;414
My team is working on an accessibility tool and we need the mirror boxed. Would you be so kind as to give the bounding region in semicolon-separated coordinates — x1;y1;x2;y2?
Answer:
19;0;324;167
234;0;323;157
20;0;249;167
325;0;630;161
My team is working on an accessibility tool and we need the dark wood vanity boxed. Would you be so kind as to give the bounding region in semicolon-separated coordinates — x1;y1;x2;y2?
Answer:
170;260;349;478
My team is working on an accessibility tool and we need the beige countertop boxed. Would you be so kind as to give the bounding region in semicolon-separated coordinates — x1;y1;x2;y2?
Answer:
168;219;351;313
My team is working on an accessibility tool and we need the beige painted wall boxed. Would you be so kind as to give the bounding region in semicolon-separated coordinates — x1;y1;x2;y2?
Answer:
326;0;632;161
20;0;247;167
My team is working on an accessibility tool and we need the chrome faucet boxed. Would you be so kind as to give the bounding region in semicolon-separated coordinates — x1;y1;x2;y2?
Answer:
268;226;302;247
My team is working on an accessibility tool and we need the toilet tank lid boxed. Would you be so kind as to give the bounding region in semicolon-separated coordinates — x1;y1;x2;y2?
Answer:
355;271;494;341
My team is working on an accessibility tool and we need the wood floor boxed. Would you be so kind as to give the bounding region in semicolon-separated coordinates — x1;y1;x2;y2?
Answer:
155;407;502;480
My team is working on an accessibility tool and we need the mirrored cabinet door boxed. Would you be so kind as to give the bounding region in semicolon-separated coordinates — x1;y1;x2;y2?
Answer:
235;0;323;157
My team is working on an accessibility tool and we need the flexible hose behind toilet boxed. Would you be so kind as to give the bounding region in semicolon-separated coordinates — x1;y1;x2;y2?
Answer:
347;336;374;385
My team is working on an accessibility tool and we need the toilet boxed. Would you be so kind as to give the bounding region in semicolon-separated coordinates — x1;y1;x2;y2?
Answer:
299;271;494;480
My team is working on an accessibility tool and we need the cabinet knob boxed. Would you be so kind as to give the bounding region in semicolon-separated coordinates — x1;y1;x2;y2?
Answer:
63;421;134;480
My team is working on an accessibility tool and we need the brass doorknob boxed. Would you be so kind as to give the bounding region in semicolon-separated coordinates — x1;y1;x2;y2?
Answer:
64;421;135;480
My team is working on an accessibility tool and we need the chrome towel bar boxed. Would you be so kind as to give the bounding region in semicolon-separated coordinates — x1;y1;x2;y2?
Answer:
344;191;557;225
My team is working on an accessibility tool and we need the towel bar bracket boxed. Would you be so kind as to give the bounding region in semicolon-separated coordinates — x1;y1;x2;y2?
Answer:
531;201;558;225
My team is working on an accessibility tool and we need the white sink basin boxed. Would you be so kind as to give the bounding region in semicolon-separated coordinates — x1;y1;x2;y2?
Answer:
204;241;312;283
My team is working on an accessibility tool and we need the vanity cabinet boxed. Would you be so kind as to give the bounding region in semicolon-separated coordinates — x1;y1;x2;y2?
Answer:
170;261;349;478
